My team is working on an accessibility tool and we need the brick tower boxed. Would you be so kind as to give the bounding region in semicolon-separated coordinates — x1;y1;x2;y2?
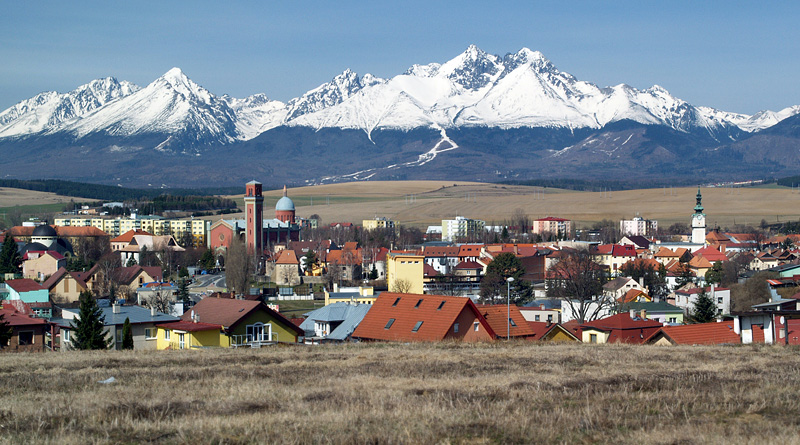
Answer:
244;180;263;255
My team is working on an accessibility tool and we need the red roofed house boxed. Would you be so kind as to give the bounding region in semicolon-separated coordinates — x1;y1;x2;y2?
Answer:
273;249;301;286
645;322;740;346
477;304;536;339
0;305;50;352
22;251;66;280
111;229;154;252
352;293;495;342
594;244;638;274
619;288;652;304
580;312;663;344
325;245;363;282
42;267;90;303
526;322;580;342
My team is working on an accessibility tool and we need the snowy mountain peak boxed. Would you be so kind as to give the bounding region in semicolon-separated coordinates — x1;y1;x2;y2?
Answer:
285;69;384;121
438;45;503;90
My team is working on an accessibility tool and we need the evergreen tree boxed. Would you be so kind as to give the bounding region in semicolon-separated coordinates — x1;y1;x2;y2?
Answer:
705;261;724;285
692;288;717;323
121;317;133;350
69;291;111;350
302;250;318;275
200;248;216;270
369;263;378;280
0;233;22;274
178;278;191;304
125;256;137;267
0;312;11;349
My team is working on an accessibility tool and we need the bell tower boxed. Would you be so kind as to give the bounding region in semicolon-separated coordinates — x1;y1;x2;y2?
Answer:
691;187;706;245
244;180;263;255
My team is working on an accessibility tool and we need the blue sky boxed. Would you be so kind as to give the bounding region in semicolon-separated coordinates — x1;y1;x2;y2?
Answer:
2;1;799;114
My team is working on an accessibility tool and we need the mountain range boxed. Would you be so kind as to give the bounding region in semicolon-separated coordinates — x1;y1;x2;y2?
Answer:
1;45;799;188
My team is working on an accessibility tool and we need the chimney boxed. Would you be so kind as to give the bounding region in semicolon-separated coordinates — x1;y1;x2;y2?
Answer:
640;309;647;320
638;277;645;289
540;304;546;310
112;303;120;314
333;283;339;293
629;309;636;319
151;306;156;316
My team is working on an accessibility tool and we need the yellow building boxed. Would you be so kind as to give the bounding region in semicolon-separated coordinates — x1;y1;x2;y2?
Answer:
156;321;225;349
362;217;395;231
324;286;377;305
387;252;424;294
55;215;210;246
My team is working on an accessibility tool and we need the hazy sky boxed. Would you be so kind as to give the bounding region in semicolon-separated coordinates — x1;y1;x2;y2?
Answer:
2;1;799;115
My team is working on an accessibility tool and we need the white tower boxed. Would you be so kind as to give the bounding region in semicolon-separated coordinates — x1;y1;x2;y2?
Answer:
691;187;706;245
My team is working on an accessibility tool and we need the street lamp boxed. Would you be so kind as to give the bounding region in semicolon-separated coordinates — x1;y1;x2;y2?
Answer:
506;277;514;340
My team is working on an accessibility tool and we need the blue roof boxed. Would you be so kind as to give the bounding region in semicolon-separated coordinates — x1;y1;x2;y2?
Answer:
300;302;371;340
276;196;295;211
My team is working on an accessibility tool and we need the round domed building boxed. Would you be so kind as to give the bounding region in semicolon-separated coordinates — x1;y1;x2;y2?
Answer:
275;185;295;224
22;224;74;256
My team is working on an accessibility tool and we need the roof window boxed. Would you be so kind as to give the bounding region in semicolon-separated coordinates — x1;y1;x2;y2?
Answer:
385;319;395;329
392;298;401;307
412;321;423;332
414;299;423;308
437;301;445;310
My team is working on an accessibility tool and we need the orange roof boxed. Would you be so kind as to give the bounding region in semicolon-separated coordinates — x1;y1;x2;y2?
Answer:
477;305;537;338
654;247;683;258
0;307;48;326
693;246;727;263
645;322;740;345
326;248;362;264
423;246;460;257
688;255;713;269
111;229;154;243
619;289;651;304
9;225;107;237
275;249;300;265
526;322;579;341
457;244;484;257
352;293;495;341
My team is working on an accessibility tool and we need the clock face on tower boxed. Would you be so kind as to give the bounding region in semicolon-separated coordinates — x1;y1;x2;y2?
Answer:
693;214;705;227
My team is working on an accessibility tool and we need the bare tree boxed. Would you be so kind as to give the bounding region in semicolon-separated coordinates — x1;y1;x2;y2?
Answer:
145;286;174;314
226;235;253;295
391;278;413;293
546;249;611;323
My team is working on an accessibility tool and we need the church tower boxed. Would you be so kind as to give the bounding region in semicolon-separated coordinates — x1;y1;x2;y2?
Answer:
244;180;263;255
691;187;706;245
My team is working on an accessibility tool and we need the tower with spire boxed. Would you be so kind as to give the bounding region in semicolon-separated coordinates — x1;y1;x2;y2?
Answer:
244;180;264;255
691;187;706;245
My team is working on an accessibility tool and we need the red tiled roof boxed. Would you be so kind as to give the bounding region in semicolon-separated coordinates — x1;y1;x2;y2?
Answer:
352;293;495;341
180;297;304;336
423;264;439;277
275;249;300;265
423;246;460;257
454;261;482;270
41;267;89;290
457;244;484;257
155;320;222;332
645;322;740;345
526;322;579;341
111;229;154;243
477;305;536;338
8;225;106;237
693;246;728;262
619;289;651;303
4;279;45;293
0;307;48;326
22;250;66;261
581;313;662;344
595;244;637;257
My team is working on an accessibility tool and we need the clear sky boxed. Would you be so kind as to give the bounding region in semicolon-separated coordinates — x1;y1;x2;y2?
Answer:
2;1;799;115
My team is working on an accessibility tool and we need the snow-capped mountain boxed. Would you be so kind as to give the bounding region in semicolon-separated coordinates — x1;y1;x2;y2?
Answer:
0;77;138;138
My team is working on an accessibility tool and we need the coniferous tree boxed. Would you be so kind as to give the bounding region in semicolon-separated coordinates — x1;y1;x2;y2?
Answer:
121;317;133;350
69;291;111;350
692;288;717;323
178;278;191;304
0;233;22;274
125;256;137;267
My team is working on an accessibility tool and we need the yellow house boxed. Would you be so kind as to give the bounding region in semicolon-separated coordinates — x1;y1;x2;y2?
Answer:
387;252;424;294
362;217;395;231
324;286;377;305
155;297;305;349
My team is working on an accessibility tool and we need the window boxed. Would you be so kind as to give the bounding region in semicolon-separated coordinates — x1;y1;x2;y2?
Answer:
717;297;723;304
384;319;395;329
437;301;445;310
19;331;34;345
589;334;598;343
509;318;517;327
164;329;171;341
392;298;401;307
412;321;423;332
62;329;70;343
473;322;479;332
414;299;423;308
145;328;156;340
547;315;553;322
668;317;677;323
453;323;459;333
535;315;540;321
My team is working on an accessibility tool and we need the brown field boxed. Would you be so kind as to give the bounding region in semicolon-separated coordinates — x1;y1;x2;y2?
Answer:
231;181;800;229
2;343;800;444
0;187;91;209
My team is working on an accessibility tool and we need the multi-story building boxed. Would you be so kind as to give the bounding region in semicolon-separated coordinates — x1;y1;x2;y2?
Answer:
441;216;485;242
387;252;424;294
54;215;210;246
532;217;572;239
362;217;396;231
620;216;658;237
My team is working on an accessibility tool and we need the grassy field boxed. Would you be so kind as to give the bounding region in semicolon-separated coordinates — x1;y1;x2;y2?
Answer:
2;343;799;444
227;181;800;229
0;187;93;226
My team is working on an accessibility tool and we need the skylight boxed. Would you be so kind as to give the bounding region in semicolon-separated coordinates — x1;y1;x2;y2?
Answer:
412;321;423;332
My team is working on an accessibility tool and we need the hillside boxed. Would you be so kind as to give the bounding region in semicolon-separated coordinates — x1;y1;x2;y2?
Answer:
2;343;797;443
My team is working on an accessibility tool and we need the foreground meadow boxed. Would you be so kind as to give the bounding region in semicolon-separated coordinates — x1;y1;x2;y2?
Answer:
1;342;799;444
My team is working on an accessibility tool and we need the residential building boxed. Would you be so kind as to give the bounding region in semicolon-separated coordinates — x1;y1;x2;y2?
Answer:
22;250;66;280
352;293;496;342
593;244;637;274
362;217;395;231
299;302;372;343
387;252;424;294
645;322;740;345
117;233;185;265
42;267;91;303
273;249;301;286
618;301;684;324
476;304;537;339
54;215;210;246
620;216;658;237
324;286;377;306
0;306;50;352
673;285;731;317
526;322;580;342
441;217;485;242
532;217;571;239
56;303;180;351
580;312;663;344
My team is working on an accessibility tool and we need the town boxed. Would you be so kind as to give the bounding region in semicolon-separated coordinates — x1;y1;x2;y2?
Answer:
2;181;798;351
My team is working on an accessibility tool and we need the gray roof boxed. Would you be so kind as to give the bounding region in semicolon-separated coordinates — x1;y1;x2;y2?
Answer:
300;302;371;341
58;305;179;327
619;301;683;313
523;299;560;310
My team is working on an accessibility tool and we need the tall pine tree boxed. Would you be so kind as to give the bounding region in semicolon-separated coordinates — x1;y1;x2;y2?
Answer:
121;317;133;350
692;288;717;323
0;233;22;275
0;312;11;349
69;291;111;350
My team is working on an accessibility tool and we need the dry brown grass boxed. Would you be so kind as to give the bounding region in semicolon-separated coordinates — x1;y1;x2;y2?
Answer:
2;343;800;444
0;187;91;208
225;181;800;229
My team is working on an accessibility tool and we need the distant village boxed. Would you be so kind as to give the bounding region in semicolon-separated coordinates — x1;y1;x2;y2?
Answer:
2;180;799;352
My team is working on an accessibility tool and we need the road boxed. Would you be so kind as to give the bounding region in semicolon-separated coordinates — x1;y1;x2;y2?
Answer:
188;272;227;294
